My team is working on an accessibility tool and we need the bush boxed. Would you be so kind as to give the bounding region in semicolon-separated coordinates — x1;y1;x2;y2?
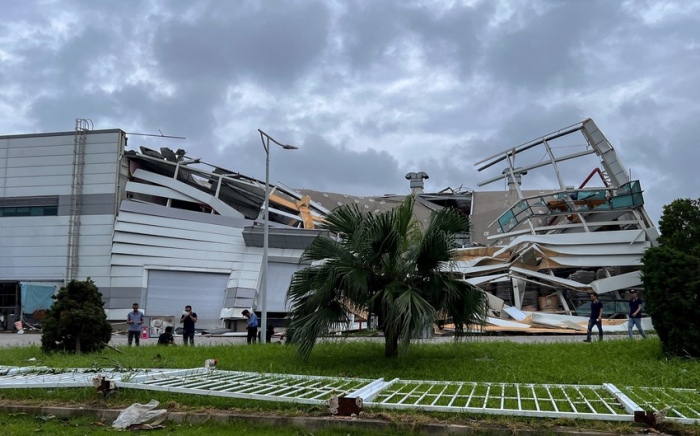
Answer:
41;278;112;353
642;246;700;357
641;198;700;358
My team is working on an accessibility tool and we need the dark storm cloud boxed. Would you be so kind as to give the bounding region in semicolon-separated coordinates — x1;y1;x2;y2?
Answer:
213;132;407;196
2;0;700;224
405;102;590;194
339;1;489;74
153;1;330;85
484;1;624;90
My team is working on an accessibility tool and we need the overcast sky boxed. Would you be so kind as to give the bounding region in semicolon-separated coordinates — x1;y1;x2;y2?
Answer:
2;0;699;224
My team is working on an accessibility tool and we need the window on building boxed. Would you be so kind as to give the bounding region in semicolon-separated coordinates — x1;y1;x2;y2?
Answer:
0;196;59;217
0;206;58;217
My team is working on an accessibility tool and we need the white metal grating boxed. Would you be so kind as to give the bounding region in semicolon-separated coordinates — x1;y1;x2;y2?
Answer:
368;380;629;420
0;366;698;425
621;386;700;424
119;369;374;405
0;367;140;389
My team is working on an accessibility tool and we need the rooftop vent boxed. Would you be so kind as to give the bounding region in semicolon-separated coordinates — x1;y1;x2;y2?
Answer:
405;171;429;194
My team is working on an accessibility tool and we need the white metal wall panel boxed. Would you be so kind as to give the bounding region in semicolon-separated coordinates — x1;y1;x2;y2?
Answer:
0;267;65;281
5;152;117;169
0;223;115;238
113;233;237;253
548;255;642;267
0;236;69;247
0;214;111;226
6;132;121;148
4;173;117;189
146;270;228;328
8;162;116;177
0;131;120;287
7;144;74;158
2;132;121;198
117;211;244;237
112;244;245;263
110;266;147;277
114;221;244;245
111;254;235;270
125;181;198;203
536;242;650;256
110;275;144;288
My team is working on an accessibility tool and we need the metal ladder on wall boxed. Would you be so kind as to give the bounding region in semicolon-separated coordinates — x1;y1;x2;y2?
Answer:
65;119;93;283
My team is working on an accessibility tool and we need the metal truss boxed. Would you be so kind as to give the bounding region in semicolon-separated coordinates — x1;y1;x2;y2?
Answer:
0;366;698;424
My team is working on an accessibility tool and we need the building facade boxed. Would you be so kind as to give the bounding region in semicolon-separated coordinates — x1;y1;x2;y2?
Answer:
1;119;659;333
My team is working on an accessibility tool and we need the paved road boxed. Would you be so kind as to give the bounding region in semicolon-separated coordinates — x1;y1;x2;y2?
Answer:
0;331;640;348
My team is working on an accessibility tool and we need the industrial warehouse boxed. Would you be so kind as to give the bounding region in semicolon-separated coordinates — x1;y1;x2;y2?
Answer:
0;118;657;335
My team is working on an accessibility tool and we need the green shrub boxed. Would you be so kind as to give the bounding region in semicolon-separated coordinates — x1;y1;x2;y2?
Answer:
642;247;700;357
641;198;700;358
41;278;112;353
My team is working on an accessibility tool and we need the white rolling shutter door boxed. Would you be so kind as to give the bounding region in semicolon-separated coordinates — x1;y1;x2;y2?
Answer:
146;270;228;329
266;262;299;312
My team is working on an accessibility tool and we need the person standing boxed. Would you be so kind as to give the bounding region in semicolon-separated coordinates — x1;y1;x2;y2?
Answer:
241;309;258;344
126;303;144;346
628;290;646;338
180;305;197;346
584;292;603;342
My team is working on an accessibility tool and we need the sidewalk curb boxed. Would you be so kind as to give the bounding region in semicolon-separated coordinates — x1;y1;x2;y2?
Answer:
0;404;635;436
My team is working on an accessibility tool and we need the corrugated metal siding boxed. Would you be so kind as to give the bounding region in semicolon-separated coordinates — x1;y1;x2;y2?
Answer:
0;131;123;288
2;133;121;197
108;201;304;313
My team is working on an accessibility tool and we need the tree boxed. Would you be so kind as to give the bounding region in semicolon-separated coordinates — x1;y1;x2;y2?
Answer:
286;196;487;359
641;198;700;357
657;198;700;258
41;278;112;353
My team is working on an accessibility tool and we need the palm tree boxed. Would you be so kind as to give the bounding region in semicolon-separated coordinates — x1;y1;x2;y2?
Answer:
286;196;486;358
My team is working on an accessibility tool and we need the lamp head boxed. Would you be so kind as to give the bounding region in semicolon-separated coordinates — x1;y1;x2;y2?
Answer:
282;144;298;150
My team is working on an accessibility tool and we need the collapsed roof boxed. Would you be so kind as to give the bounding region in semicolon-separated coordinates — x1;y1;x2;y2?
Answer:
124;118;658;328
456;118;658;328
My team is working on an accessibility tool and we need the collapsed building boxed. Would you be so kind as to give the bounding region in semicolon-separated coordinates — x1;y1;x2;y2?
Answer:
455;119;657;333
0;119;657;335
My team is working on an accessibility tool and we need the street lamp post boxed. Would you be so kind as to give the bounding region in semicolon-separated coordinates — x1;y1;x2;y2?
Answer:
258;129;297;344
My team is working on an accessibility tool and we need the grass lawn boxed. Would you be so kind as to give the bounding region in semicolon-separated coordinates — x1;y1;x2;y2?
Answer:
0;337;698;434
1;336;697;387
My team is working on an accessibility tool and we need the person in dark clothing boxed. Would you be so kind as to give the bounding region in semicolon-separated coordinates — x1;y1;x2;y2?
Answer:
266;324;275;343
158;326;176;345
627;290;646;338
179;305;197;346
241;309;258;344
584;292;604;342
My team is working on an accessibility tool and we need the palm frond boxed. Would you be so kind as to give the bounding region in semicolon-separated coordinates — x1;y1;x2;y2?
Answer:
319;204;366;236
387;285;435;352
415;207;469;272
287;191;484;359
288;301;347;359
